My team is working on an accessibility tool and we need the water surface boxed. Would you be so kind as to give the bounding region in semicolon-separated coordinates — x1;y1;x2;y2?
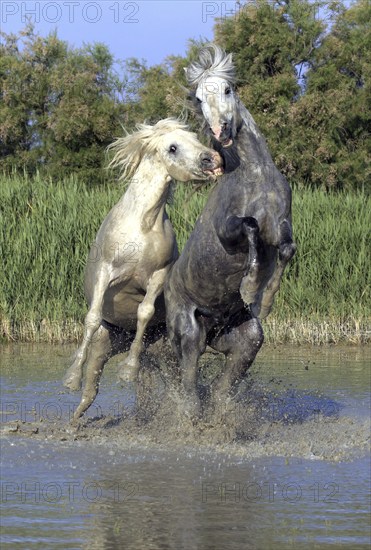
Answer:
1;344;370;549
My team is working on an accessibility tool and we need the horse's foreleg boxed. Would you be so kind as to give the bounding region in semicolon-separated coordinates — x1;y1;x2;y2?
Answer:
63;269;109;391
118;266;169;384
218;215;264;315
258;220;296;319
238;217;262;310
72;323;119;422
217;215;259;255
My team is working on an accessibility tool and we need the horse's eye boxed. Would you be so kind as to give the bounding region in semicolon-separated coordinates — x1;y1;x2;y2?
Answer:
225;87;231;95
169;145;177;154
196;97;202;103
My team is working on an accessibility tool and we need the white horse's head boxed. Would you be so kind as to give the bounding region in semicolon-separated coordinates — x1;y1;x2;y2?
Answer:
108;118;224;182
185;44;240;148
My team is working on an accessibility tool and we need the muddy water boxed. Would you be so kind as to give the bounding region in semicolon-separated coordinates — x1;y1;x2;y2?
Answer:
0;344;370;549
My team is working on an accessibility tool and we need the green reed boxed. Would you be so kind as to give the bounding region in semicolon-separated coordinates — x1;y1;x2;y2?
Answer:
1;173;369;343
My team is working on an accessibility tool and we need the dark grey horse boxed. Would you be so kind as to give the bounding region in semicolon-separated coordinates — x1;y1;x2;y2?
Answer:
164;44;296;417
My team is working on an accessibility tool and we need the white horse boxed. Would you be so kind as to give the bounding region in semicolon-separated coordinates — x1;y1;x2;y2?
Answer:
63;118;223;421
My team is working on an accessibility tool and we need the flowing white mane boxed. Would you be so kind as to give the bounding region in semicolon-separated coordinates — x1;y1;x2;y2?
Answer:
107;118;190;180
185;43;236;88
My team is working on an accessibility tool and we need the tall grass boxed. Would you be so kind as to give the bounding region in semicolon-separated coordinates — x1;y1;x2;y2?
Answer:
1;172;123;339
1;173;369;343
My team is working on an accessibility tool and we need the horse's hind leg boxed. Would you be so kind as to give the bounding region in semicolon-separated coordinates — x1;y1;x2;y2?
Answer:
208;313;264;406
259;220;296;319
166;297;207;419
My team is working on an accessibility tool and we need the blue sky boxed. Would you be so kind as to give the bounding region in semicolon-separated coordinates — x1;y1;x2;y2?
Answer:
0;1;243;66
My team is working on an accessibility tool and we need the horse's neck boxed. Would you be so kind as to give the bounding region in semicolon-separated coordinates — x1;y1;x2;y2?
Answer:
237;101;273;163
237;102;261;138
124;157;170;232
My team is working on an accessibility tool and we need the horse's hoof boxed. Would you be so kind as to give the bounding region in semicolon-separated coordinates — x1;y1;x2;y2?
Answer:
63;376;82;392
70;406;86;425
69;416;80;427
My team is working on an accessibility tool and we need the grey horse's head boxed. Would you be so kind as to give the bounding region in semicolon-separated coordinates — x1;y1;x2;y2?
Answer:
185;44;240;148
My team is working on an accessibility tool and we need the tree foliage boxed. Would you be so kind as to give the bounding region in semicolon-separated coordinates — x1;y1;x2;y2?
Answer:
0;25;125;182
214;0;370;189
294;0;371;189
0;1;369;189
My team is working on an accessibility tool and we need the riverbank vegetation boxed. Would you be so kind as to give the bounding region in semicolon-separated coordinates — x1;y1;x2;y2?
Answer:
1;173;369;344
1;0;370;343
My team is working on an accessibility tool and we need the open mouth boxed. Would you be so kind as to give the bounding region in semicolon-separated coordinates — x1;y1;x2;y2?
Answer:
203;166;224;177
221;138;233;148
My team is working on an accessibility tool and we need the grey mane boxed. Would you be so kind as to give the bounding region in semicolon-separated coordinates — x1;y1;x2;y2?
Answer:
185;44;236;88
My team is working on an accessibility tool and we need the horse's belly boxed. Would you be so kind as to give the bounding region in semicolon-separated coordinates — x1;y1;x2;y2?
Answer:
101;286;142;329
101;283;165;329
